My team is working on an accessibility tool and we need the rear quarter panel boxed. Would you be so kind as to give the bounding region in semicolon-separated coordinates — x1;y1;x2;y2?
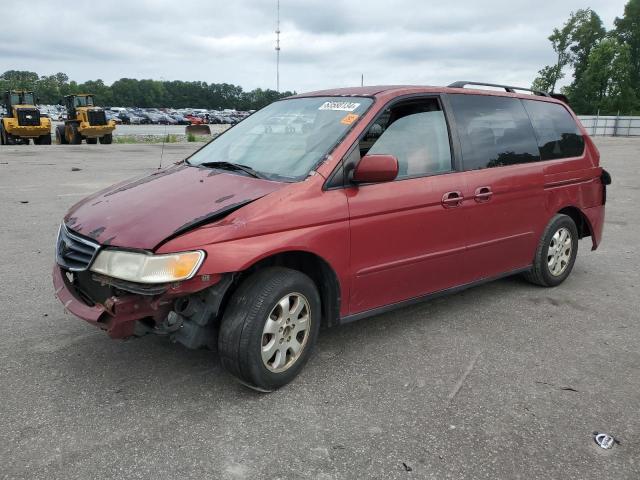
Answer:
541;113;605;248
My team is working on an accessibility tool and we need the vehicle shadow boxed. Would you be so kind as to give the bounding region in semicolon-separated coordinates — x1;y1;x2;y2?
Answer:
53;274;533;399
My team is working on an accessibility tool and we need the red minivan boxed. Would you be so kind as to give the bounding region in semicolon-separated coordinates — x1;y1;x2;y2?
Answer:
53;82;609;391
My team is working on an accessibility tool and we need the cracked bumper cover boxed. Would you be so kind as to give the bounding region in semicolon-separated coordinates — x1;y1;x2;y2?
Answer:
52;264;222;339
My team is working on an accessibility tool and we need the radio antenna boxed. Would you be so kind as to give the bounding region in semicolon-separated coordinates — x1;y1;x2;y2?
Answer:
275;0;281;92
159;122;168;170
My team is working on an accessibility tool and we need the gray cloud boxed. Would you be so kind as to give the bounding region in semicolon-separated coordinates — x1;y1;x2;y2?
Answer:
2;0;629;94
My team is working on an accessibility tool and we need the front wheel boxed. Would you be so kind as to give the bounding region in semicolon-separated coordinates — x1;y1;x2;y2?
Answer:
67;124;82;144
524;214;578;287
55;125;68;144
99;133;113;144
218;267;321;391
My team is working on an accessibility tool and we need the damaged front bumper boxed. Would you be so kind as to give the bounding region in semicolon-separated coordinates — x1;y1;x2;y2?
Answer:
52;264;229;343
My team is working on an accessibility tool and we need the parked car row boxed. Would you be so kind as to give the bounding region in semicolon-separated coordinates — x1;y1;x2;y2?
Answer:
4;104;252;126
102;107;251;126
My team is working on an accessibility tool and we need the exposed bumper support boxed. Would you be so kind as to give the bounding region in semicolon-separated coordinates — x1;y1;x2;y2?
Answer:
52;264;227;340
53;264;171;338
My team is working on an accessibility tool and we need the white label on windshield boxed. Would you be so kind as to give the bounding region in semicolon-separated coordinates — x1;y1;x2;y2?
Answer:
318;101;361;112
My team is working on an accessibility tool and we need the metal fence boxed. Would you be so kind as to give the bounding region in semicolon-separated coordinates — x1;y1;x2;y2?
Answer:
578;115;640;137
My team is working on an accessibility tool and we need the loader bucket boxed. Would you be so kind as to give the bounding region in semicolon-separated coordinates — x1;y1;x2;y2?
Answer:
186;124;211;136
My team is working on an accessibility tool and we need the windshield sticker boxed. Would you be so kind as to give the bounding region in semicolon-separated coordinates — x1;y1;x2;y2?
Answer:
340;113;360;125
319;101;361;112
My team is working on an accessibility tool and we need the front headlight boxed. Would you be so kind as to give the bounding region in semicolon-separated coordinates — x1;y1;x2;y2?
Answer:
90;250;205;284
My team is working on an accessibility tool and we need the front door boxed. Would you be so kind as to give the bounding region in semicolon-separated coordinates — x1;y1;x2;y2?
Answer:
345;96;470;314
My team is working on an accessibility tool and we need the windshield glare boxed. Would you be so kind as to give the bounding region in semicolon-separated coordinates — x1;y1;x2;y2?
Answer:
187;96;373;181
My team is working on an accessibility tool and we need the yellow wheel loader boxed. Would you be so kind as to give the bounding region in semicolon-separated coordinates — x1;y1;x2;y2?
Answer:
0;90;52;145
56;94;116;145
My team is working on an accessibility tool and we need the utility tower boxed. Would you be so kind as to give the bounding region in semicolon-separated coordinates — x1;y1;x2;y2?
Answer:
275;0;281;92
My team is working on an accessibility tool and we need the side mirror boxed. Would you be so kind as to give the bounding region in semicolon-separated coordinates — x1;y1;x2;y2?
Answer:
352;154;399;183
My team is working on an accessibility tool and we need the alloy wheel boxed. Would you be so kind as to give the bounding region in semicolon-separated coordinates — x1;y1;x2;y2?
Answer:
261;293;311;373
547;227;572;276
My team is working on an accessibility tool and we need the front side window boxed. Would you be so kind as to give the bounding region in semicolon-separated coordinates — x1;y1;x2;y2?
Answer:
187;96;373;181
449;94;540;170
522;100;584;160
358;98;452;179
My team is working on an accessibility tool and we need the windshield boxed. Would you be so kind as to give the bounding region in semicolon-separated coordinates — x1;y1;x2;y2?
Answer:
74;96;94;107
187;96;373;181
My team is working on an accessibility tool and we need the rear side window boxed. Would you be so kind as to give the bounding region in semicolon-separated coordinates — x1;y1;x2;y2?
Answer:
449;94;540;170
522;100;585;160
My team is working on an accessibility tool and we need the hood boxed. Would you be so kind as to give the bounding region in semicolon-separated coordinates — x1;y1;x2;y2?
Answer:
64;164;286;250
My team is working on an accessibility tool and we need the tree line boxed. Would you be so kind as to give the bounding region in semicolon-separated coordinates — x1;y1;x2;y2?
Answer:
532;0;640;115
0;70;296;111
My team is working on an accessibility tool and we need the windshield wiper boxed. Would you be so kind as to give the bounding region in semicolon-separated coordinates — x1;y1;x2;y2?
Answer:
197;161;265;179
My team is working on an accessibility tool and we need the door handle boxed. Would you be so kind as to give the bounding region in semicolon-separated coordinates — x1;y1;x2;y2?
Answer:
474;186;493;202
442;191;464;208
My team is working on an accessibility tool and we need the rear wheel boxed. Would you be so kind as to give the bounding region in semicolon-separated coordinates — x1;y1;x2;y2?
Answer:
55;125;68;144
86;137;98;144
218;267;321;391
524;214;579;287
99;134;113;144
37;134;51;145
0;123;5;145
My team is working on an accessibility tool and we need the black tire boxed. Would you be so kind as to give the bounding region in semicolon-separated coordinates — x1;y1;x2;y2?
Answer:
218;267;321;391
86;137;98;144
0;123;5;145
55;125;68;144
524;214;579;287
99;134;113;144
67;124;82;144
38;134;51;145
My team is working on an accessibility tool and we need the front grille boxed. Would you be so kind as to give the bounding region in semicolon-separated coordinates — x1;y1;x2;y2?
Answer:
17;108;40;126
56;225;100;272
87;110;107;126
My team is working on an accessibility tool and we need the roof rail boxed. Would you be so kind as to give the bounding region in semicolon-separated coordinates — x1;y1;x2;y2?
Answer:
447;81;550;97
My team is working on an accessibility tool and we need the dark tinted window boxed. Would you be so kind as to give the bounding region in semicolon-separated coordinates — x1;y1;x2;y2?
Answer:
449;94;540;170
523;100;584;160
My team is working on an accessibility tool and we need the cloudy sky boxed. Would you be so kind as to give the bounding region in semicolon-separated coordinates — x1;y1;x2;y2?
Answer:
2;0;629;93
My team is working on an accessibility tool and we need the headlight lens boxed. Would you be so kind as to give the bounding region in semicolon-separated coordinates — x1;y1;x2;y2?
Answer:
90;250;205;284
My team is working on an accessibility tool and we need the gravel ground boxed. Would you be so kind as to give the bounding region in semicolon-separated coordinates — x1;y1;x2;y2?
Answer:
0;138;638;479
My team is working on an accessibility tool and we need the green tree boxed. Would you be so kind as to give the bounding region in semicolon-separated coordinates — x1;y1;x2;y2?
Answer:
531;9;604;92
615;0;640;85
567;37;636;114
568;9;606;82
0;70;39;90
532;65;563;92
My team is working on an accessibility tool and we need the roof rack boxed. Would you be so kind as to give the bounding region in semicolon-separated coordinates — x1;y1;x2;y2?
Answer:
447;81;550;97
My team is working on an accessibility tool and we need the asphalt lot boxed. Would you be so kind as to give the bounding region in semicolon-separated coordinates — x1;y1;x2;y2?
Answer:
0;139;638;479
